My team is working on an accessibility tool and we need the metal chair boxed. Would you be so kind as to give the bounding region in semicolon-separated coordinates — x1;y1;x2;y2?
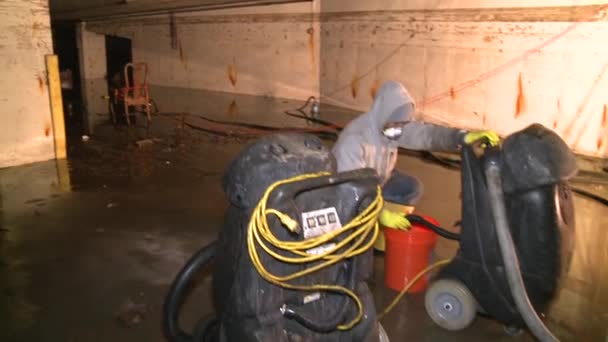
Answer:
111;62;152;131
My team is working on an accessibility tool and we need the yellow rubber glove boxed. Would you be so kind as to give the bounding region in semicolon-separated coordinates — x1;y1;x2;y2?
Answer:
464;130;500;146
379;209;411;230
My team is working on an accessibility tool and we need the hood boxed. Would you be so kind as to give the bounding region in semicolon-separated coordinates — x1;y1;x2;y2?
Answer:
368;81;416;133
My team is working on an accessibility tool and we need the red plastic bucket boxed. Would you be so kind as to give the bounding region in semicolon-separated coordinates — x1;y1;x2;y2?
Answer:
383;215;439;293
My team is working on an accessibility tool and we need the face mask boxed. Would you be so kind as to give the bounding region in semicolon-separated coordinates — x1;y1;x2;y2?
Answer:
382;126;403;141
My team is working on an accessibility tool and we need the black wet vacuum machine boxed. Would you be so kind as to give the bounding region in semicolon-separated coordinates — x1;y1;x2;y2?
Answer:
163;124;576;342
164;134;387;342
422;123;576;341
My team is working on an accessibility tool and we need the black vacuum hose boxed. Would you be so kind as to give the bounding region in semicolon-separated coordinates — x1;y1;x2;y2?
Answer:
163;241;218;342
485;162;558;341
407;214;461;241
571;187;608;206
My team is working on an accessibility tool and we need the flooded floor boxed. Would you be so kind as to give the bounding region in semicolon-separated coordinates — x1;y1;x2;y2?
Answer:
1;89;607;341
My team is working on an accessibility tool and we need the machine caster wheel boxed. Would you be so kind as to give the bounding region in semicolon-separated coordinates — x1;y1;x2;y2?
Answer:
503;325;523;337
425;278;476;331
378;322;390;342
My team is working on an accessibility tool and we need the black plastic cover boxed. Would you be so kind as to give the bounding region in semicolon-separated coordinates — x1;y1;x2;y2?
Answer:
501;123;578;194
439;125;575;328
214;133;381;342
222;133;335;208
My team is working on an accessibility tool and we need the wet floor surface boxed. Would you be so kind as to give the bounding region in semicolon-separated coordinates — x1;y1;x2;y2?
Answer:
1;89;608;341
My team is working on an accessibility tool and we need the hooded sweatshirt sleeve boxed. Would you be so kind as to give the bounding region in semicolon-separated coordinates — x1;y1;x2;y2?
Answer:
332;133;367;172
398;121;465;152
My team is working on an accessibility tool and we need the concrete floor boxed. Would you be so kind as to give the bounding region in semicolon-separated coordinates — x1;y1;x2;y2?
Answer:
1;90;607;341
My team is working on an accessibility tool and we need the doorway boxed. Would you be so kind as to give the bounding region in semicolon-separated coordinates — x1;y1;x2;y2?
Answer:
52;22;82;140
105;35;133;94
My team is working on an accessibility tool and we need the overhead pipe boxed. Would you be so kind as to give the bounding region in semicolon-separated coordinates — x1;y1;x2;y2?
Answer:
53;0;310;22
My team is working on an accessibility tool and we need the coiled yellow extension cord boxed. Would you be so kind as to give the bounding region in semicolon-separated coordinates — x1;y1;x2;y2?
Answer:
247;172;384;330
247;172;451;330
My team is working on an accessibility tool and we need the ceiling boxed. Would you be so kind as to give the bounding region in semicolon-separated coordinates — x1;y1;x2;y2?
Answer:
50;0;306;21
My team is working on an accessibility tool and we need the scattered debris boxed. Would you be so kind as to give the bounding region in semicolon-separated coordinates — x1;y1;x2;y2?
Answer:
165;161;171;165
82;135;90;142
135;139;154;148
106;202;118;209
115;299;149;328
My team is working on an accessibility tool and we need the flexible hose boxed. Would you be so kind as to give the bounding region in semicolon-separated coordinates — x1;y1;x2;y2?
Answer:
406;215;461;241
190;112;337;134
571;187;608;206
284;108;343;130
484;162;558;342
247;172;384;331
283;97;344;131
295;96;318;112
163;241;218;342
158;112;339;140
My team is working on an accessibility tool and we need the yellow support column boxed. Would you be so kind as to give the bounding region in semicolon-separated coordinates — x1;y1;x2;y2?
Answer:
45;55;67;160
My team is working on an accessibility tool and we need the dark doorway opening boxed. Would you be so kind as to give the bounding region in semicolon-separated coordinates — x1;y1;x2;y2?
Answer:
105;35;133;95
51;22;82;141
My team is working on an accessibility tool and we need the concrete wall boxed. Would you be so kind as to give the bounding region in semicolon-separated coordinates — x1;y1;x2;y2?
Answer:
76;23;108;135
319;0;608;157
0;0;55;168
79;0;608;157
86;1;320;110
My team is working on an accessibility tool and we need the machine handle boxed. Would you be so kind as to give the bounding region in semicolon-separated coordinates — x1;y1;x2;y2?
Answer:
268;168;379;205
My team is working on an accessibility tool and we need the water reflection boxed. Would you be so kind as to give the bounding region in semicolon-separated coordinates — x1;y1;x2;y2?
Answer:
0;258;40;333
549;185;608;341
0;88;606;340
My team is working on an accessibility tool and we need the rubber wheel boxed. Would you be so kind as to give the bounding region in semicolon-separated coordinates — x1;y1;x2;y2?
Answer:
503;324;523;337
378;322;390;342
425;278;476;331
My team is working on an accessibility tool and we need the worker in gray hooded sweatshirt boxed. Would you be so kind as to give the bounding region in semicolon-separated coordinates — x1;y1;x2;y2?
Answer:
332;81;499;250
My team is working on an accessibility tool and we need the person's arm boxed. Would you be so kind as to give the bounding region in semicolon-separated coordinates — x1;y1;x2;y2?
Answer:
398;121;465;152
333;135;367;172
